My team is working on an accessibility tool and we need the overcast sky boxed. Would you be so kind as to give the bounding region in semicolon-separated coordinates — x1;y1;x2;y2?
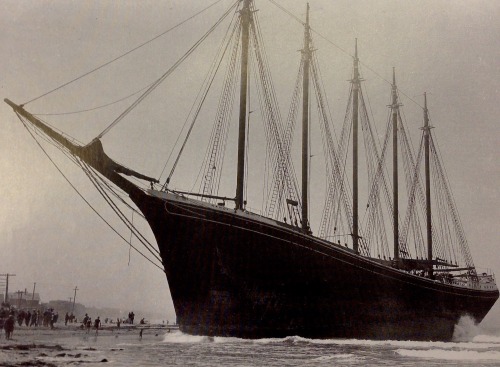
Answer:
1;0;499;325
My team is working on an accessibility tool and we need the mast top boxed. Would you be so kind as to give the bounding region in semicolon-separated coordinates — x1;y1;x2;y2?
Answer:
355;38;358;61
424;91;428;123
422;92;433;132
301;4;314;58
391;67;401;107
352;39;361;84
305;3;310;37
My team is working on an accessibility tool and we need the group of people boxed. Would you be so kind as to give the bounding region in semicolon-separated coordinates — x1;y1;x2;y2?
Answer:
127;311;135;324
16;308;58;328
1;303;143;339
1;305;61;339
64;312;77;325
81;314;102;334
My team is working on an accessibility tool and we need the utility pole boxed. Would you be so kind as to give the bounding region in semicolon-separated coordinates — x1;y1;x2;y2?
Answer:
16;290;24;308
72;286;78;314
0;274;16;303
32;282;36;301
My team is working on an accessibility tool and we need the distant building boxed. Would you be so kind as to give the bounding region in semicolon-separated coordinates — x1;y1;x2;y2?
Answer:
0;291;41;309
45;300;85;316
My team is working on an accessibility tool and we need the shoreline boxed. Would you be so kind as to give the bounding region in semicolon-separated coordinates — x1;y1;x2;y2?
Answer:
0;323;176;366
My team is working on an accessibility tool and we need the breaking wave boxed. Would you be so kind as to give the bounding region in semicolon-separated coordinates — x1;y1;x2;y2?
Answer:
251;335;500;351
473;334;500;344
162;330;245;344
162;330;216;343
453;315;482;341
395;348;500;361
160;325;500;365
163;332;500;349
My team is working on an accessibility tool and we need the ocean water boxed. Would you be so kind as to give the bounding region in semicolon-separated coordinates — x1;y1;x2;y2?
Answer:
14;317;500;366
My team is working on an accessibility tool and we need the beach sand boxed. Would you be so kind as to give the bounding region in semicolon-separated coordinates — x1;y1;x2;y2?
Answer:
0;323;174;366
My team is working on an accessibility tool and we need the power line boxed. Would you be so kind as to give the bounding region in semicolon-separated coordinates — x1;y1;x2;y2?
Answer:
0;274;16;303
72;286;78;313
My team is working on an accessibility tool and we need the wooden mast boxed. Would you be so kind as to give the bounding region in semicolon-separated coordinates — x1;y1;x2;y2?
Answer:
352;39;360;253
424;92;433;277
235;0;251;210
391;68;400;260
301;3;311;233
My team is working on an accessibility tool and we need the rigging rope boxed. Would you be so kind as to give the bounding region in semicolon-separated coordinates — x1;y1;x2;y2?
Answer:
129;211;134;266
164;8;240;188
250;7;302;224
31;119;149;223
32;85;151;116
94;1;239;141
78;160;161;258
16;113;165;272
199;19;240;199
22;0;230;106
266;0;475;267
266;0;424;111
312;57;355;247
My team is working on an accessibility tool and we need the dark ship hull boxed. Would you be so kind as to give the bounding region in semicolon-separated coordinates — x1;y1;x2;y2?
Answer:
131;188;499;341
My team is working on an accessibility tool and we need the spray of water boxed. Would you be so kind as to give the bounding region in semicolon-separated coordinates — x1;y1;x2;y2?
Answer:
453;315;481;342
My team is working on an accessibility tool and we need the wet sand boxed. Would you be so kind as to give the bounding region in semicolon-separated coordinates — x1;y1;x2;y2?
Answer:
0;324;174;366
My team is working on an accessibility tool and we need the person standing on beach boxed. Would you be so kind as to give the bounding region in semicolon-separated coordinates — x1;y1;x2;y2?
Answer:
50;310;56;329
82;313;89;327
17;310;25;327
94;316;101;335
4;314;14;340
86;317;92;333
43;309;51;327
30;310;37;327
25;310;31;326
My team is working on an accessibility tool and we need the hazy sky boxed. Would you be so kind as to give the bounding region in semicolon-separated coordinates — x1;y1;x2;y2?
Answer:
1;0;499;325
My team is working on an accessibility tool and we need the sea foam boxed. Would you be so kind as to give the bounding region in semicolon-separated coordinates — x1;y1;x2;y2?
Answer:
161;330;246;344
473;334;500;344
252;335;500;350
395;348;500;361
162;330;215;343
163;331;500;350
453;315;482;341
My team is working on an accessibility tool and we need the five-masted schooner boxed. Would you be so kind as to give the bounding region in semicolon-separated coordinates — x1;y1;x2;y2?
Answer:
5;0;498;340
